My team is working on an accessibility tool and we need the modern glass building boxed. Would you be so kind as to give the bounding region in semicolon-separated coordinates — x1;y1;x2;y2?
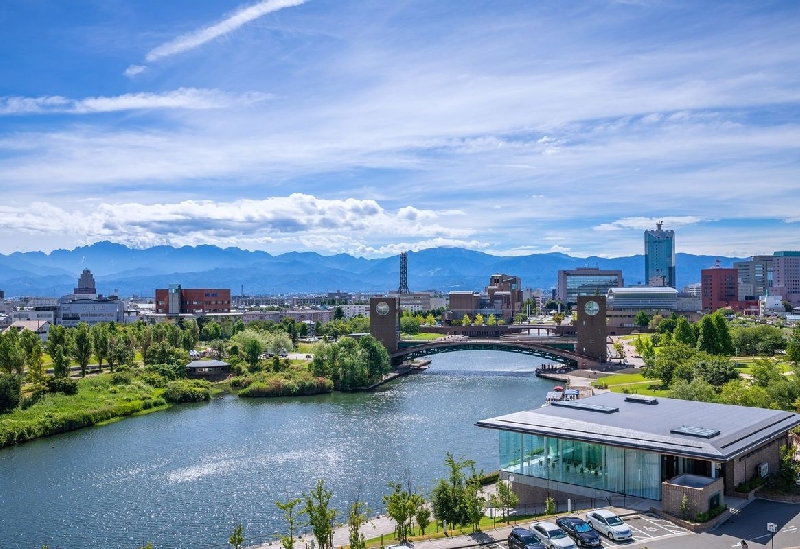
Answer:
557;268;623;308
478;393;800;504
644;222;675;288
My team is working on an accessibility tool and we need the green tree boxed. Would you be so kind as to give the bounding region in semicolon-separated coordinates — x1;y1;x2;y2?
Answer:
415;501;432;535
668;378;717;402
383;481;418;543
713;311;734;355
304;479;336;549
400;315;421;335
0;372;22;413
358;335;390;383
20;329;45;387
474;313;484;325
751;358;784;388
461;314;471;326
92;323;110;370
347;498;370;549
430;453;475;531
487;314;497;326
229;524;244;549
462;466;485;533
334;307;345;321
691;354;739;387
493;478;518;521
0;328;25;376
787;325;800;364
244;338;263;371
641;343;698;387
634;310;650;328
275;497;304;549
72;323;94;377
717;379;772;408
551;313;564;326
673;317;697;347
201;321;222;341
46;324;71;379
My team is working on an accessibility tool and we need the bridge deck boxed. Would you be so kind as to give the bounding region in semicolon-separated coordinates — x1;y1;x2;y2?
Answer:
391;338;602;369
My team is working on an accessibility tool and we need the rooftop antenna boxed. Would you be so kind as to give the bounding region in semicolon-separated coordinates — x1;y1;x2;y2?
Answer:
397;251;410;294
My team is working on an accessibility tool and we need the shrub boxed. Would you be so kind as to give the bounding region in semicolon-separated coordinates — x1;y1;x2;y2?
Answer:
144;363;185;381
47;377;78;395
735;476;765;493
694;504;727;522
163;380;211;403
111;371;133;385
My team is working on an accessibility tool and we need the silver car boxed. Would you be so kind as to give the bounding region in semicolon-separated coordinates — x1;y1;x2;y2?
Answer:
586;509;632;541
530;521;577;549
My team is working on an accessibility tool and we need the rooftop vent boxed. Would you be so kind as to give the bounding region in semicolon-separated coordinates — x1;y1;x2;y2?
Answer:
550;401;619;414
670;425;720;439
625;395;658;405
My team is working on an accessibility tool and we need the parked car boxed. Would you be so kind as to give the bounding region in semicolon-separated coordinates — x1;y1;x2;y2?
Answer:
508;527;546;549
530;521;577;549
555;516;602;547
585;509;632;541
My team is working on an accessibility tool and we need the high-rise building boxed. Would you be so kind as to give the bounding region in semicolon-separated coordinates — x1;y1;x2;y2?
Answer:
644;222;675;288
773;251;800;307
734;255;773;300
701;262;738;312
557;267;623;307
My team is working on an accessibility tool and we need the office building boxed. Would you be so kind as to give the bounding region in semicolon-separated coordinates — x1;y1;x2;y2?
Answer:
644;222;675;288
773;251;800;307
478;393;800;510
734;255;773;300
155;285;231;315
54;269;125;327
701;263;739;312
557;267;623;308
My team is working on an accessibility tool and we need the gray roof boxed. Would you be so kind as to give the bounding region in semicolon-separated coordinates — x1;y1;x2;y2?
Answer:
476;392;800;461
186;359;229;369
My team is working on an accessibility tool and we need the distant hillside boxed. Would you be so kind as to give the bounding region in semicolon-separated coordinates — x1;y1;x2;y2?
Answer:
0;242;743;297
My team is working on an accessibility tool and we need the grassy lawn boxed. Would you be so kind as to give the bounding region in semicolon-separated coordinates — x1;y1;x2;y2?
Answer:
592;372;669;397
401;332;443;341
0;374;167;448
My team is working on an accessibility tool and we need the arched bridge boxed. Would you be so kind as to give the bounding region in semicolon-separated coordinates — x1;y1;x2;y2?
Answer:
390;338;602;370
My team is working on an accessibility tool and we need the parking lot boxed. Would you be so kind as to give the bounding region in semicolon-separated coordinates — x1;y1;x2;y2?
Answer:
501;511;692;547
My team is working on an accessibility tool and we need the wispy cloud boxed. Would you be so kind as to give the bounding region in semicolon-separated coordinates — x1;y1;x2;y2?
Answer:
124;65;146;78
594;217;705;232
0;89;270;115
144;0;306;63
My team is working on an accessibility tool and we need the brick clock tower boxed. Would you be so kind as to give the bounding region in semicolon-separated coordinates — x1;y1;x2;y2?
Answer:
369;297;400;353
576;295;607;362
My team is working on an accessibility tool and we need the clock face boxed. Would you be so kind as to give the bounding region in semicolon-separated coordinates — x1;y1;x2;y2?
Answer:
584;300;600;316
375;301;391;316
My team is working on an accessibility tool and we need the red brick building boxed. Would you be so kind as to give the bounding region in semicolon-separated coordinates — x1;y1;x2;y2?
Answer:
155;285;231;315
701;264;757;312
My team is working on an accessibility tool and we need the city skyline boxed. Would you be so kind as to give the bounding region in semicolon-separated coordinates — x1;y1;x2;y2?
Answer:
1;1;799;258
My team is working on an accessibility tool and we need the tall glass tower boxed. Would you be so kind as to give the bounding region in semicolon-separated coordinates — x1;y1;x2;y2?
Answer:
644;222;675;288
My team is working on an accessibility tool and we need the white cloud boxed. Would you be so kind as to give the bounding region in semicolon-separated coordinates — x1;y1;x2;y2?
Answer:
0;195;475;254
594;217;705;232
144;0;307;63
124;65;146;78
0;89;270;115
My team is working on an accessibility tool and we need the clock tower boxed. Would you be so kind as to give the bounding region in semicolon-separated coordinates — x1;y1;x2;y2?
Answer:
369;297;400;353
576;295;607;362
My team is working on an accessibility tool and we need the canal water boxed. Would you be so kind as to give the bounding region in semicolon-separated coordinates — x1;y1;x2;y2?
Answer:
0;351;554;549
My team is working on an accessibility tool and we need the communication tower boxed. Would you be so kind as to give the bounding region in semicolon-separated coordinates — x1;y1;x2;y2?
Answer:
398;251;410;294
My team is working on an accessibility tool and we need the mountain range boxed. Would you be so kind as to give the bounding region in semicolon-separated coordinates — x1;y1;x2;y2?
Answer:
0;242;743;298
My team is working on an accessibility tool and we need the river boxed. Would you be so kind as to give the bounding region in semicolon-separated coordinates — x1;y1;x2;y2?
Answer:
0;351;555;549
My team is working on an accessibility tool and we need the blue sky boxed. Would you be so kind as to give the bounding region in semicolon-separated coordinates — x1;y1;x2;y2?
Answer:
1;0;799;258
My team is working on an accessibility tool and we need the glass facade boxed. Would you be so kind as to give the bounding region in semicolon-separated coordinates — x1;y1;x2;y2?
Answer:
499;431;662;500
644;224;676;288
564;274;621;307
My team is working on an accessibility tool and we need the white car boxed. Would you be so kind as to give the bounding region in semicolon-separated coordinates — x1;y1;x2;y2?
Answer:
530;521;576;549
586;509;632;541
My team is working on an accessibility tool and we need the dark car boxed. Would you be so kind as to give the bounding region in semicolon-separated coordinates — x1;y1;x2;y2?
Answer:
555;517;602;547
508;527;546;549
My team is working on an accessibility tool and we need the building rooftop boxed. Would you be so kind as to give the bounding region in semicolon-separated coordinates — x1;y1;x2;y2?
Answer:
477;392;800;461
